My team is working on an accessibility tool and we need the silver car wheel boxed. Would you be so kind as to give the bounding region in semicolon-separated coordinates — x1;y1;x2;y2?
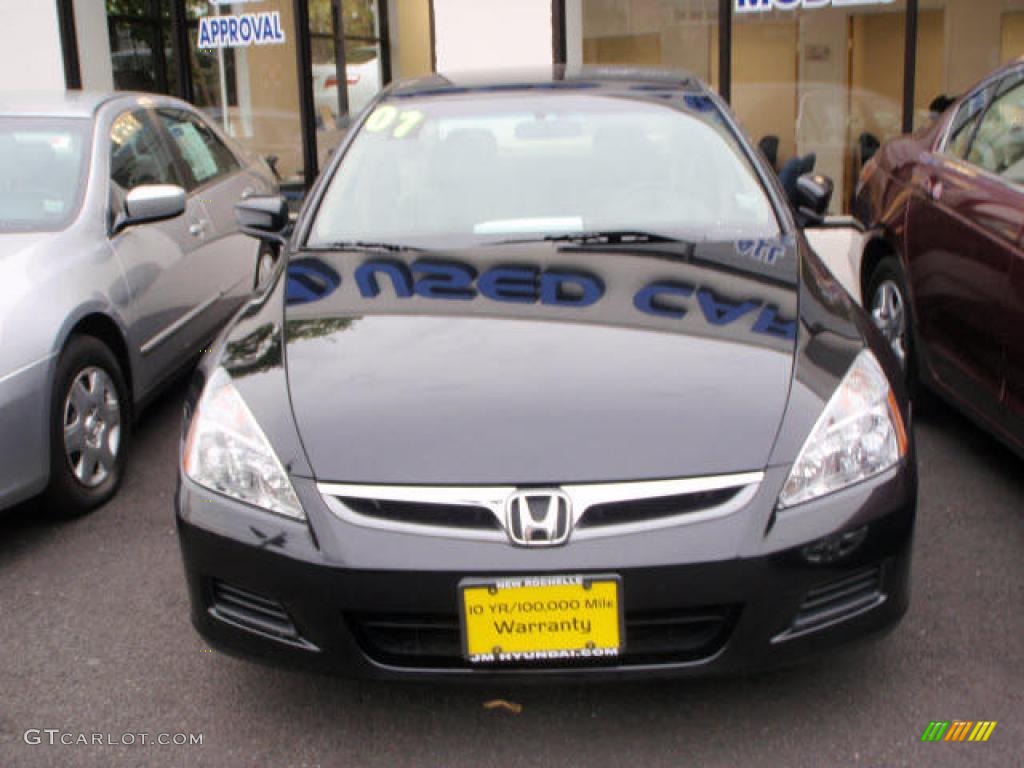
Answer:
63;366;121;488
870;279;907;368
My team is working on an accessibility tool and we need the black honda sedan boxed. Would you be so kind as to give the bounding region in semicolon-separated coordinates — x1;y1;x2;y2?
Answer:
176;69;916;680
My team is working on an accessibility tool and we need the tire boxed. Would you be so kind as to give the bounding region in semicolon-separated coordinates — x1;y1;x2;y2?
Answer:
866;256;924;397
254;243;279;290
42;335;130;518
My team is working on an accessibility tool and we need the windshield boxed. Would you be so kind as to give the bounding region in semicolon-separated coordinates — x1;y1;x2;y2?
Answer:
309;91;780;247
0;117;90;233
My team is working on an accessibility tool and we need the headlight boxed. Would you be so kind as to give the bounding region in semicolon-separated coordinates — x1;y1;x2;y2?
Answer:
779;349;908;508
182;368;304;520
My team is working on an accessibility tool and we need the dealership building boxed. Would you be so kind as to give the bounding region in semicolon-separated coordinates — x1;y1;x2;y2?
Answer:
3;0;1023;210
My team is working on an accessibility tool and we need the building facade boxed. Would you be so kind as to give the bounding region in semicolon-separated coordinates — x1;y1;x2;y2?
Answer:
4;0;1022;210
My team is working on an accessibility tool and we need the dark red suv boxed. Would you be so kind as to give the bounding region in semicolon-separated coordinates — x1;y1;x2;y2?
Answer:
855;60;1024;457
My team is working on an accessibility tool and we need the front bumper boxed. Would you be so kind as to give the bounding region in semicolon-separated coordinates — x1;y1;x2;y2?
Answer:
176;463;916;681
0;356;52;511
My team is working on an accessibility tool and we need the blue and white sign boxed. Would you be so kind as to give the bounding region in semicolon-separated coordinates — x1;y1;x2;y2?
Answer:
736;0;895;12
197;12;286;49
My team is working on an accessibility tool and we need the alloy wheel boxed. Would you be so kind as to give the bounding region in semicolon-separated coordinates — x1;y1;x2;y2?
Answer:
63;366;122;488
870;279;907;369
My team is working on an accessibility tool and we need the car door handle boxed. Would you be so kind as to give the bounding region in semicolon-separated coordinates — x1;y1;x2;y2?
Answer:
189;220;208;237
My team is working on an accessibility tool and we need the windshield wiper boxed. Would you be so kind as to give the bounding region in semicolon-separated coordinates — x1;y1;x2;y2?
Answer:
494;230;694;248
306;240;424;253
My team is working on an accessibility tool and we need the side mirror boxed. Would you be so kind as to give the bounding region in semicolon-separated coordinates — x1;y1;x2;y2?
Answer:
235;195;290;246
793;173;834;227
114;184;186;233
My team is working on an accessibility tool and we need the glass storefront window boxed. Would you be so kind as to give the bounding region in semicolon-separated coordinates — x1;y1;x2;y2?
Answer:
310;0;345;167
104;0;406;192
580;1;919;213
310;0;386;167
913;1;1024;130
344;38;384;117
107;0;175;94
577;0;1024;213
731;1;943;214
344;0;379;36
186;0;235;111
581;0;720;89
189;1;305;185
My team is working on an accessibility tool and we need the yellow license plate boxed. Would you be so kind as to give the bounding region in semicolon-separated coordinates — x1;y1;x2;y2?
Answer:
459;574;623;664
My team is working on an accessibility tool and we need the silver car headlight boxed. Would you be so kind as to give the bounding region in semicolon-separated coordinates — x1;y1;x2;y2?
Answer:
779;349;908;508
182;368;304;520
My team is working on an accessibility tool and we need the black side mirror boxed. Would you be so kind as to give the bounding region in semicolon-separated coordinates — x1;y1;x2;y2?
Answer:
793;173;833;227
235;195;290;246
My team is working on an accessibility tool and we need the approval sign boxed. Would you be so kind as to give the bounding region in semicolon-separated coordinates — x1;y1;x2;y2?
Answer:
197;12;286;49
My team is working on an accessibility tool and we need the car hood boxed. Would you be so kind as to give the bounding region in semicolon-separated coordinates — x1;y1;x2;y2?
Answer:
281;239;800;484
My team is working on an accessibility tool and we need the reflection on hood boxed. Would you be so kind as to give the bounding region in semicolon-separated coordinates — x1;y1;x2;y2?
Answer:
284;238;799;352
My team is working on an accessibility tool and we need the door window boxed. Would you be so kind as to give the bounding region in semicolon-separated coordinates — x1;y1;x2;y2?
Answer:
157;109;240;189
110;109;181;190
966;79;1024;184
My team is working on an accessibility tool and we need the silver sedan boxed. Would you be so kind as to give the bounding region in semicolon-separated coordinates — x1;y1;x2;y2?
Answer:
0;92;279;516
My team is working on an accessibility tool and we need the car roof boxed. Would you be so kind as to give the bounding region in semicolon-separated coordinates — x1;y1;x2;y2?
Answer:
386;66;704;100
0;90;193;119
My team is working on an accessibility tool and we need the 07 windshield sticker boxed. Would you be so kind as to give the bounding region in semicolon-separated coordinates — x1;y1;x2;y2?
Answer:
364;106;426;139
286;257;797;341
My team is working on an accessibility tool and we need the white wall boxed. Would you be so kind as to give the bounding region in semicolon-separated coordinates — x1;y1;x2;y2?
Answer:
0;0;66;91
74;0;114;91
433;0;553;72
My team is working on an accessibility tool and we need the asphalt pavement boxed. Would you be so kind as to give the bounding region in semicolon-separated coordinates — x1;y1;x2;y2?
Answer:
1;380;1021;768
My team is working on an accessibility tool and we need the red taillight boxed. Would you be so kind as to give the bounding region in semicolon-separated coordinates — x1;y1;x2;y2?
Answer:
347;73;360;85
324;76;337;89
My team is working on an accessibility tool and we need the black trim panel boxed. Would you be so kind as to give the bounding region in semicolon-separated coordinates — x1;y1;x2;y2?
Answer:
56;0;82;90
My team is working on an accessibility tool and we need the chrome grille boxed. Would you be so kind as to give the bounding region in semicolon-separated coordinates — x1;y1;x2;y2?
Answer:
339;497;500;531
578;487;742;528
318;472;762;541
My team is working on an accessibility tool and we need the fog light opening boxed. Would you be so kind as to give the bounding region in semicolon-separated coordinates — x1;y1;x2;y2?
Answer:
801;525;869;565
